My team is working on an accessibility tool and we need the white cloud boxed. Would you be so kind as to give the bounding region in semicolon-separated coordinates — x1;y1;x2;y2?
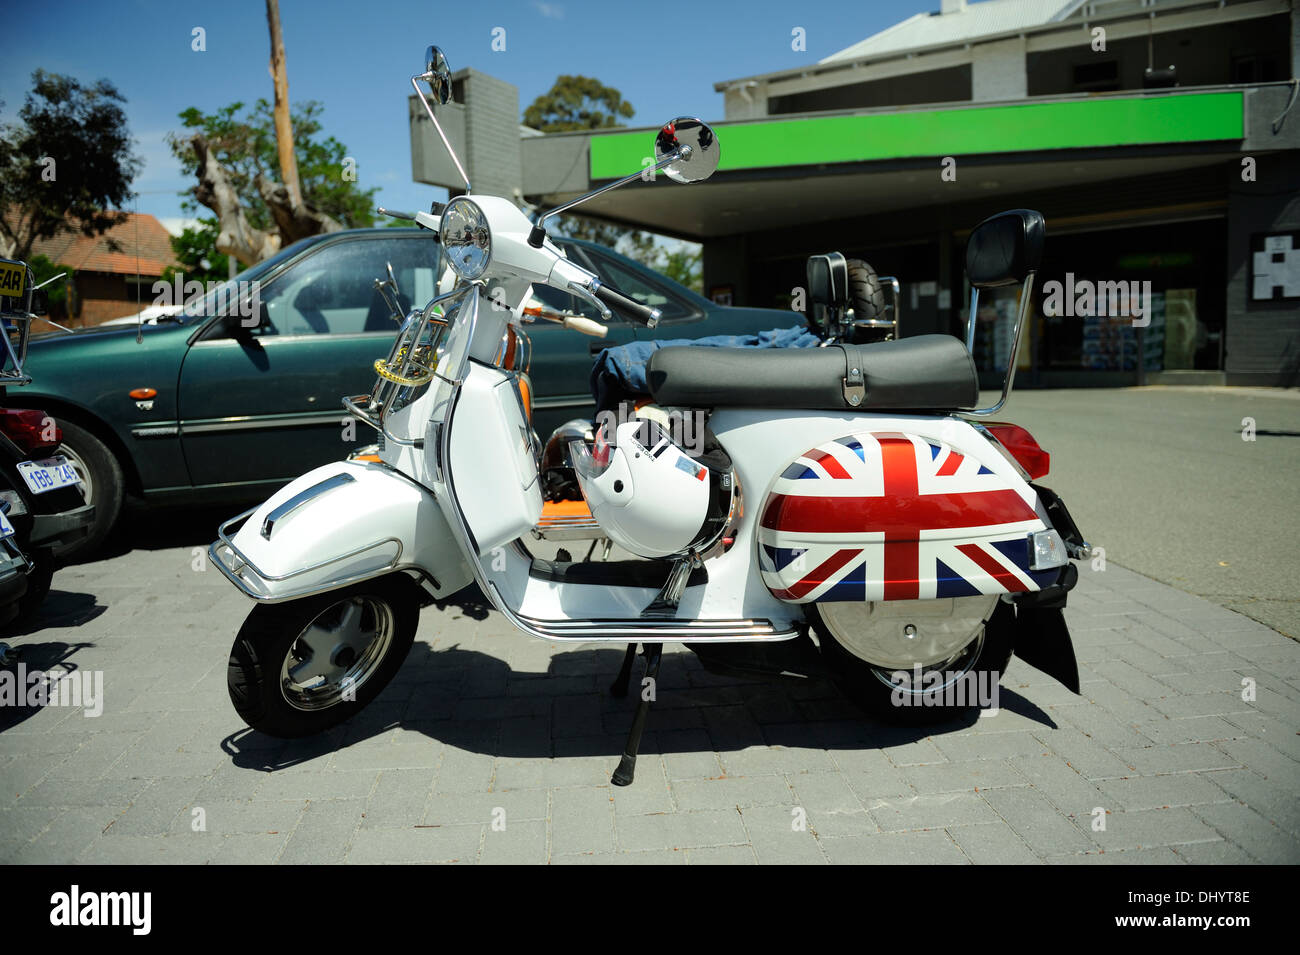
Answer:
532;1;564;19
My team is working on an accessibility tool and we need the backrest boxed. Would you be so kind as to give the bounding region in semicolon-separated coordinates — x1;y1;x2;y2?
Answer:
807;252;848;308
965;209;1045;288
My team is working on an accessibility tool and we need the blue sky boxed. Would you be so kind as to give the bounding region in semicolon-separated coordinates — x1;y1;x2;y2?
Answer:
1;0;934;227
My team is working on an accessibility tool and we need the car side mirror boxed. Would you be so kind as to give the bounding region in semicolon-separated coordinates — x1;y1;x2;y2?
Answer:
222;307;262;340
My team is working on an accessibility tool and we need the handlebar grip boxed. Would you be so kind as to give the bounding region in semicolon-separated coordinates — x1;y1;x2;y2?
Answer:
594;283;660;328
563;315;608;338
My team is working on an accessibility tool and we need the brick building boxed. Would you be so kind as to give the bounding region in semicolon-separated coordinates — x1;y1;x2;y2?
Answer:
24;212;179;327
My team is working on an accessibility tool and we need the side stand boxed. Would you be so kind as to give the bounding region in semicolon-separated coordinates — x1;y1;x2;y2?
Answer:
610;642;663;787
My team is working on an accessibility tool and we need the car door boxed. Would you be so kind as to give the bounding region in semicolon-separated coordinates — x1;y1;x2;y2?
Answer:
177;233;441;489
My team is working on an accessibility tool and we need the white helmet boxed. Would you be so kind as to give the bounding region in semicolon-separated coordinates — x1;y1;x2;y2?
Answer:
570;419;710;559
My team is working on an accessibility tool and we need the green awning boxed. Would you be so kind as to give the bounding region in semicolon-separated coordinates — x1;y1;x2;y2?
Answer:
589;92;1244;179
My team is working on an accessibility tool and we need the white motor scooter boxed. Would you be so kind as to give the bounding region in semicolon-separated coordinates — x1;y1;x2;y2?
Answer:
211;45;1091;784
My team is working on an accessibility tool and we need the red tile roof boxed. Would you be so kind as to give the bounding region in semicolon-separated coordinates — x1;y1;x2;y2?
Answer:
13;210;179;277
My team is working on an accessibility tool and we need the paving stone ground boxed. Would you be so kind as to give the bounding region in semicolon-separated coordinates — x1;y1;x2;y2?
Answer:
1;525;1296;864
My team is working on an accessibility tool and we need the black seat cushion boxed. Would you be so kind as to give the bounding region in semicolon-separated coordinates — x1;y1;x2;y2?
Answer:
647;334;978;411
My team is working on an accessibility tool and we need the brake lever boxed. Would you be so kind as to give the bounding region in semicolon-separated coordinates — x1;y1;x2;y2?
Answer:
566;280;613;322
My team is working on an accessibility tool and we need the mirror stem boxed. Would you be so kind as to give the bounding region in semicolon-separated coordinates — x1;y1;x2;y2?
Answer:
527;145;689;248
33;271;68;292
411;75;471;194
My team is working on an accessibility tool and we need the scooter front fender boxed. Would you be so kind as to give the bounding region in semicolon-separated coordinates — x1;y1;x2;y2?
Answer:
209;460;473;603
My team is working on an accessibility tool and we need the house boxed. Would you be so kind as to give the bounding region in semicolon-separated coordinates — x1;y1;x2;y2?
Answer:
26;212;179;327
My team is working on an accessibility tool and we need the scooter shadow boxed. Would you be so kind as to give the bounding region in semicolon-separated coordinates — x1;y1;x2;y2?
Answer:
219;619;1057;774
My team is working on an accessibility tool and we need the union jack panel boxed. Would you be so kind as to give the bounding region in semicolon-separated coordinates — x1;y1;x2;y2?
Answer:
757;431;1055;603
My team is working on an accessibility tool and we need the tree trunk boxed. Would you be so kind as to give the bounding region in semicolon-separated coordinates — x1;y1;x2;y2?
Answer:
266;0;303;213
190;134;280;266
256;174;341;243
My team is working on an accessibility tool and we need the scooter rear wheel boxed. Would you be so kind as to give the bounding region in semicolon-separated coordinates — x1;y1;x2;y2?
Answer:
227;575;418;738
811;601;1014;725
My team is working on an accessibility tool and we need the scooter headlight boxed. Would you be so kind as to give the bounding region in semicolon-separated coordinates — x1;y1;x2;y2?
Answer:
439;197;491;280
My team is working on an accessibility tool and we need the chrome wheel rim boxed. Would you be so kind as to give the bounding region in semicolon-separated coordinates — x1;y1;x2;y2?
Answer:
819;595;997;670
57;443;93;507
279;595;394;711
868;626;985;696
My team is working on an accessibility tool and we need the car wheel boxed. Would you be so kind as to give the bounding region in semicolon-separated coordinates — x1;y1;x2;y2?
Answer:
52;419;123;559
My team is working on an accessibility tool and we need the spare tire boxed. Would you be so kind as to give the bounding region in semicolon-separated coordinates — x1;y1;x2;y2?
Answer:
845;258;889;344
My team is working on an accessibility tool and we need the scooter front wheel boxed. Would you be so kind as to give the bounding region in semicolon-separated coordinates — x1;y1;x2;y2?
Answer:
226;575;418;738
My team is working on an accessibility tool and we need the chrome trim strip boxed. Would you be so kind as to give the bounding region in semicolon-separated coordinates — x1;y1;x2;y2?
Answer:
261;472;355;539
179;411;344;434
530;395;592;410
513;612;799;644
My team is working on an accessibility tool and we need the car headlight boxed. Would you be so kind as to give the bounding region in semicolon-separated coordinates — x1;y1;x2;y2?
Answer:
439;197;491;280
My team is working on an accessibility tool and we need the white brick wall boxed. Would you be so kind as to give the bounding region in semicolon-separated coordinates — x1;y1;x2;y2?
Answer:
971;36;1027;102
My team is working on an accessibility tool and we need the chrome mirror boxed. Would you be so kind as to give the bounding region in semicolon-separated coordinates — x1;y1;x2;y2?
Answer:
422;46;453;105
655;118;720;183
411;45;469;192
526;117;722;248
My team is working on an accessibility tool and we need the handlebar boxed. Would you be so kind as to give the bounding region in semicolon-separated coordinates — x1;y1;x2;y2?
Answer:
522;305;608;338
594;283;660;328
562;315;608;338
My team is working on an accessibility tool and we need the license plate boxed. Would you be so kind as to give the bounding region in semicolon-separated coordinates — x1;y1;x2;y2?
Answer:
0;260;24;298
17;456;80;495
0;510;13;539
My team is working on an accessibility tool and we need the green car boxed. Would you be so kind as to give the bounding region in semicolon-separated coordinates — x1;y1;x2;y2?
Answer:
15;227;795;556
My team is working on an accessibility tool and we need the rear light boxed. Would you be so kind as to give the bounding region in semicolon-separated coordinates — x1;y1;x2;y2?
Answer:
570;439;613;480
0;408;62;456
591;423;613;469
985;422;1050;480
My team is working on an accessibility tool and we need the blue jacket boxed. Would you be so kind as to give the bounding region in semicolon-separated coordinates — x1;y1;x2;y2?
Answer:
590;324;820;410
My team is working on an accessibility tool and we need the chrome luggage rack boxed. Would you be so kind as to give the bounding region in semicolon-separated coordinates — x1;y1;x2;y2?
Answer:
0;257;41;386
342;283;476;449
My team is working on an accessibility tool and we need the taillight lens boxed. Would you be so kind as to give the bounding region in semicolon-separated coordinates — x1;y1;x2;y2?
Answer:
570;438;613;480
0;408;62;456
985;422;1050;480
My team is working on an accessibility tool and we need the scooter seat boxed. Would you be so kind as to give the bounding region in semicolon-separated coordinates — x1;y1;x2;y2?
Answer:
646;334;979;411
